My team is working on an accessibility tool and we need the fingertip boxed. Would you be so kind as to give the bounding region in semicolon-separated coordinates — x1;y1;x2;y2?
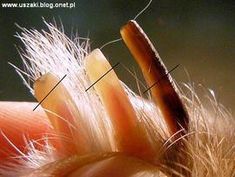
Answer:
0;101;52;161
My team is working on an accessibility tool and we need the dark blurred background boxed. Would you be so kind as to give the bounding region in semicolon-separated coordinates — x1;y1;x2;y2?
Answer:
0;0;235;113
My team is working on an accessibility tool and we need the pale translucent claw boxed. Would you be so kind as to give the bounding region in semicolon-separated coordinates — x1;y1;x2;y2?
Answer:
85;49;155;161
34;73;90;155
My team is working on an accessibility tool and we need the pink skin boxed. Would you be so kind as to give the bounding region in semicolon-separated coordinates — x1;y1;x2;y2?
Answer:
0;102;57;163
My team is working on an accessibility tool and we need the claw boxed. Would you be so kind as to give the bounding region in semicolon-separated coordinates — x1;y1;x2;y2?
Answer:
85;49;155;161
120;20;189;137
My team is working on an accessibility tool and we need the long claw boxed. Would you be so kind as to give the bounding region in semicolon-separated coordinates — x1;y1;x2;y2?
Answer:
85;49;155;161
120;20;189;137
34;73;90;155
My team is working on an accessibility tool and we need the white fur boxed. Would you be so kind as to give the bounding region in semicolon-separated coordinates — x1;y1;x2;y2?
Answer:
1;22;234;177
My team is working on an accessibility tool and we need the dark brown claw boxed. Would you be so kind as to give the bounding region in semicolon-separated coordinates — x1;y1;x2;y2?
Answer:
120;20;189;137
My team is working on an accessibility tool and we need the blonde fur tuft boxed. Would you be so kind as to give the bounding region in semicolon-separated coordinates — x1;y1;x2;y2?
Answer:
2;21;234;177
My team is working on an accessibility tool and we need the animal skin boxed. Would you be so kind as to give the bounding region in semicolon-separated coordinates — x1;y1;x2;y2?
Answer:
0;19;234;177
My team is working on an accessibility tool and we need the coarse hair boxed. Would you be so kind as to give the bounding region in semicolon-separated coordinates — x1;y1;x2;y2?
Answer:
0;20;234;177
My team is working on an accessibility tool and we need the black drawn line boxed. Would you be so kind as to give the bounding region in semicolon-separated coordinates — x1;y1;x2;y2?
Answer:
85;62;120;92
143;64;180;94
33;74;67;111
